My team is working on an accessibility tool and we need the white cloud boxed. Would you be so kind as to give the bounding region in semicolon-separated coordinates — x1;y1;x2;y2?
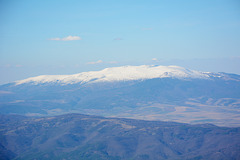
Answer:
152;58;158;61
62;36;81;41
49;38;61;41
49;36;81;41
87;60;103;65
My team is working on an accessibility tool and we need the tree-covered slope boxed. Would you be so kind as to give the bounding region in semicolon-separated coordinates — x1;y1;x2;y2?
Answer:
0;114;239;160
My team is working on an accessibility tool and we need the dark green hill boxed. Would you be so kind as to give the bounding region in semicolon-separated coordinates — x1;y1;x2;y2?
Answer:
0;114;240;160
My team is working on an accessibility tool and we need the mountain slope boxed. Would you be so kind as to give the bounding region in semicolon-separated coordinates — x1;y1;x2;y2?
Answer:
0;65;240;126
0;114;240;160
14;65;211;85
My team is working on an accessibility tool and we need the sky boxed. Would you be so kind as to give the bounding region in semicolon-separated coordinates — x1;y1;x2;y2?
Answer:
0;0;240;84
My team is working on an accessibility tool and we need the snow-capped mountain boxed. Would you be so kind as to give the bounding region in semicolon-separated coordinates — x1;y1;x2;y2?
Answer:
1;65;240;127
15;65;222;85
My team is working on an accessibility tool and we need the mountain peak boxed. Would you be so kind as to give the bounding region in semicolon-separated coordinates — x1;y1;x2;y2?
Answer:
15;65;210;85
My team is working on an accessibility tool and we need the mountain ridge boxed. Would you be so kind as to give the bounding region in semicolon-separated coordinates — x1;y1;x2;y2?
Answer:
14;65;232;86
1;65;240;127
0;113;240;160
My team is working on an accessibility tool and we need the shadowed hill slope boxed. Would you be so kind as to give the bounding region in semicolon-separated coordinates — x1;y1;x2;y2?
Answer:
0;114;240;160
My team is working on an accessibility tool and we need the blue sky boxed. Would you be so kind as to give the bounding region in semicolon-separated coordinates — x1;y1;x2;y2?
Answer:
0;0;240;84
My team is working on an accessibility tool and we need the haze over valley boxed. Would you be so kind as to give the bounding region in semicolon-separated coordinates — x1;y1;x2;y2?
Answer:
0;65;240;127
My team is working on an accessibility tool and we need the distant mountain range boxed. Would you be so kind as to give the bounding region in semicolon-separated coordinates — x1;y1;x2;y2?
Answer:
0;65;240;126
13;65;240;85
1;113;240;160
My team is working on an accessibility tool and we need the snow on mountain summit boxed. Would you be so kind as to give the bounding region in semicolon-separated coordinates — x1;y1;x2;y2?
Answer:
15;65;210;85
